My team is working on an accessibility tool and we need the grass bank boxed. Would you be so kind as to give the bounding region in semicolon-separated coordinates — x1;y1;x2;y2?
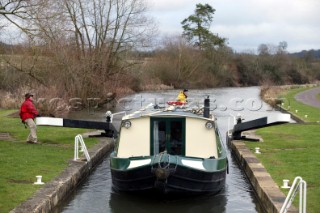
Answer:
0;109;98;212
246;86;320;212
246;124;320;212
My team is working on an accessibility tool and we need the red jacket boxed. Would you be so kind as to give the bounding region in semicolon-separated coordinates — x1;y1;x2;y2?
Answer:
20;98;38;121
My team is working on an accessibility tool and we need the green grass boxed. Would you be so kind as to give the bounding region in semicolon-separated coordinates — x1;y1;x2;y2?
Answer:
246;124;320;212
317;93;320;102
280;86;320;122
244;86;320;212
0;109;99;212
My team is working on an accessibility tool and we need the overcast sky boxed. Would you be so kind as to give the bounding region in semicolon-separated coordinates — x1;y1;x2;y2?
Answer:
147;0;320;53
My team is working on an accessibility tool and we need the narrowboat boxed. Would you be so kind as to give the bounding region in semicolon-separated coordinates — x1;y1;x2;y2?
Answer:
110;97;228;194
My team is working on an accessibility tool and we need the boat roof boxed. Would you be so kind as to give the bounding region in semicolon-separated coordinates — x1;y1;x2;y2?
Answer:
122;104;214;121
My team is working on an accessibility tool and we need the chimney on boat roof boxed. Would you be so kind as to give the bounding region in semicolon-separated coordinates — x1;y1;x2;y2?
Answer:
204;96;210;118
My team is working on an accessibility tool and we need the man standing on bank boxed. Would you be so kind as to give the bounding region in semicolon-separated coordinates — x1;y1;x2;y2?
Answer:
20;93;39;144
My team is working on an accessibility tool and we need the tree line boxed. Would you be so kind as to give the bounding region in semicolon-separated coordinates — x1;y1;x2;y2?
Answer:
0;1;319;109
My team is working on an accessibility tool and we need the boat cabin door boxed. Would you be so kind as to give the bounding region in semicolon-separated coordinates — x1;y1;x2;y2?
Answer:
151;118;185;155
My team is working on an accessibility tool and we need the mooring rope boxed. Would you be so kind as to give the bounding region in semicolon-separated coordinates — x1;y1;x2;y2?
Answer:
158;151;170;169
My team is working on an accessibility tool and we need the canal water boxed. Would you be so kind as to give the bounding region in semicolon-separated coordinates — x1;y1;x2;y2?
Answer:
60;87;285;213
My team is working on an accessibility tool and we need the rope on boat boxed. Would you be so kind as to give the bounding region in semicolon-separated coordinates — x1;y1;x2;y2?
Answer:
189;107;204;115
174;156;179;171
151;151;179;180
158;151;170;169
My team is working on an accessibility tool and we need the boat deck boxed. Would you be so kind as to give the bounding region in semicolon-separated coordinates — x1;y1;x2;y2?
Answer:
122;103;215;121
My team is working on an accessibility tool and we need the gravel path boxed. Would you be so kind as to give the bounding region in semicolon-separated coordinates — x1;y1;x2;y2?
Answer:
294;87;320;108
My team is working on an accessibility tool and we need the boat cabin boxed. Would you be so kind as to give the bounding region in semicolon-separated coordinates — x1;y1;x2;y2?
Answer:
115;112;219;159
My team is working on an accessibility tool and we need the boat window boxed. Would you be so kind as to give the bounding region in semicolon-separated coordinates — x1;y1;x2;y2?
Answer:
151;118;185;156
169;121;183;155
153;120;166;154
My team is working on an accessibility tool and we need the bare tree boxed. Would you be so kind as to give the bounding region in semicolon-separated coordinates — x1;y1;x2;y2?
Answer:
0;0;156;99
52;0;156;97
0;0;48;34
59;0;154;72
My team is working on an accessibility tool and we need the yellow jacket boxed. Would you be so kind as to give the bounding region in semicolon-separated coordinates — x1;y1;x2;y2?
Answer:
177;91;187;102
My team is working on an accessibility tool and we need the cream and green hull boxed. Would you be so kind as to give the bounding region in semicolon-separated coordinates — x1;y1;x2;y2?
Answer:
110;152;227;194
110;108;228;194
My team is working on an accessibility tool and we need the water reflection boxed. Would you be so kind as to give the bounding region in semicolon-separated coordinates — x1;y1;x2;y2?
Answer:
109;191;227;213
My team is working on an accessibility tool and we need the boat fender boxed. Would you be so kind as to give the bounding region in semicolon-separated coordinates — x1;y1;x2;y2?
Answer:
154;168;169;180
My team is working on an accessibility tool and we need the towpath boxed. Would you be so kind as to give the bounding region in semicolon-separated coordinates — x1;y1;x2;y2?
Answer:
294;87;320;108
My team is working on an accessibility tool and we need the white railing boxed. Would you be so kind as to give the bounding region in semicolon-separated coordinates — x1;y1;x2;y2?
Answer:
106;111;126;123
74;134;91;162
280;176;307;213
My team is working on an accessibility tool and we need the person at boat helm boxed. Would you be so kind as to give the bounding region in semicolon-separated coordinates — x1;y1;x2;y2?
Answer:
20;93;39;144
177;89;188;103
